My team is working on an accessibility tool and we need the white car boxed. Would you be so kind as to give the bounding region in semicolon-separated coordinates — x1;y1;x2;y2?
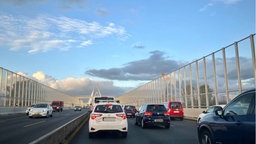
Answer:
29;103;53;118
197;105;225;123
25;104;35;115
88;102;128;138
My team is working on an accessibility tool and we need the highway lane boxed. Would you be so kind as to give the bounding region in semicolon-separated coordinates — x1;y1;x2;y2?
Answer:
0;108;89;144
70;118;199;144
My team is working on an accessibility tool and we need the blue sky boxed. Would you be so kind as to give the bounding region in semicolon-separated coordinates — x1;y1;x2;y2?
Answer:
0;0;255;96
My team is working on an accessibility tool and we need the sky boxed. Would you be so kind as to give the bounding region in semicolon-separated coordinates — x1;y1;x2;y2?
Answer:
0;0;255;97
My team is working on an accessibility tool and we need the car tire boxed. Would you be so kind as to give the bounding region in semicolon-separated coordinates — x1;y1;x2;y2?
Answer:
165;124;170;129
199;130;214;144
141;119;146;129
135;118;138;125
46;112;49;118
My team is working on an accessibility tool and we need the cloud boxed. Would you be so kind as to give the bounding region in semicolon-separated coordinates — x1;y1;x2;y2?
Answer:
199;0;241;12
17;71;131;96
199;3;214;12
0;15;128;53
132;42;145;49
213;0;241;5
85;50;186;80
96;8;110;17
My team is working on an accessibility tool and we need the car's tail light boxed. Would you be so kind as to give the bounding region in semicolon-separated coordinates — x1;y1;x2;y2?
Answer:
116;113;127;120
91;113;102;120
144;111;152;116
164;112;169;116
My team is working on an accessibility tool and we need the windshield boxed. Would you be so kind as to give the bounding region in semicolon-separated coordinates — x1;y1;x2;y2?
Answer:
94;104;123;113
170;103;182;108
35;104;47;108
147;105;166;112
94;97;114;103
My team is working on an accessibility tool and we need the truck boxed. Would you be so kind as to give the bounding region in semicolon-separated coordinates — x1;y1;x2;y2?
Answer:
51;100;64;112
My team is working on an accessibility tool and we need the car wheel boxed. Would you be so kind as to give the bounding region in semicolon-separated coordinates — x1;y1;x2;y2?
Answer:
135;117;138;125
141;119;146;129
200;130;214;144
165;124;170;129
180;117;183;121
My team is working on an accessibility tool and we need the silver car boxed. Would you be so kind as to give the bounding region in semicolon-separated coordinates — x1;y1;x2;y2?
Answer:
26;104;35;115
197;105;225;123
29;103;53;118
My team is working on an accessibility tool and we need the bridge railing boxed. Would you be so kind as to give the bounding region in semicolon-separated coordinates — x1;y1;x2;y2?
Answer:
118;34;255;115
0;67;81;114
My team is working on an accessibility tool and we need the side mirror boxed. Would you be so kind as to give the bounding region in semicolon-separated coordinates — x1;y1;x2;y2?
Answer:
215;109;223;116
202;110;207;113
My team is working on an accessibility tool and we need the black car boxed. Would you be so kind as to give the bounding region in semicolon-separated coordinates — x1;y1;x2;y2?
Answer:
135;104;170;129
123;105;137;118
74;106;82;111
197;89;255;144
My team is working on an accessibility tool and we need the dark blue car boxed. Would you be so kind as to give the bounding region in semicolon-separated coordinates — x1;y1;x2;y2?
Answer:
135;104;170;129
197;89;255;144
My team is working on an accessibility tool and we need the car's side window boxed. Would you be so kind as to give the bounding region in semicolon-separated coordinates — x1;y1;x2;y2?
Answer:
139;105;143;112
224;92;253;116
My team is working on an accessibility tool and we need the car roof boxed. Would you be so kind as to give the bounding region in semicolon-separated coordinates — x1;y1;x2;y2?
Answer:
143;103;165;106
95;102;122;106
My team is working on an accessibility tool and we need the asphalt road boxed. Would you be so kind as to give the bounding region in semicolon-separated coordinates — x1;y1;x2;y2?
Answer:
0;109;88;144
69;118;199;144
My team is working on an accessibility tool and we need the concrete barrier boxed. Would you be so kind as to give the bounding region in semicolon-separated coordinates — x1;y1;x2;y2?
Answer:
184;108;206;121
29;111;90;144
0;107;27;115
0;106;75;115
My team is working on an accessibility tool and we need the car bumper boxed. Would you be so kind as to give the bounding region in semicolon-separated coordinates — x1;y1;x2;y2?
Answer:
89;121;128;133
143;117;170;126
29;111;48;117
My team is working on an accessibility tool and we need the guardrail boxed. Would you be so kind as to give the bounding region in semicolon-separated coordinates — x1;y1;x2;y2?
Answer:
28;111;90;144
0;106;77;115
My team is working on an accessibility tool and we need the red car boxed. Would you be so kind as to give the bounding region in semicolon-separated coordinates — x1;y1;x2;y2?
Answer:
123;105;137;118
163;101;184;120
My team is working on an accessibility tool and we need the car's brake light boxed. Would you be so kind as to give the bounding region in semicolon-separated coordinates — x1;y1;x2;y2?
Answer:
144;111;152;116
164;112;169;116
116;113;127;120
106;103;112;107
91;113;102;120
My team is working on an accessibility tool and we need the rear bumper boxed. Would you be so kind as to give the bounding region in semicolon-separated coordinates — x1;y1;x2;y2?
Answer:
89;120;128;133
143;117;170;126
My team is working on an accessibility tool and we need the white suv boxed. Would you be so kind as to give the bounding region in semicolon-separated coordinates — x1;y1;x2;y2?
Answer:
88;102;128;138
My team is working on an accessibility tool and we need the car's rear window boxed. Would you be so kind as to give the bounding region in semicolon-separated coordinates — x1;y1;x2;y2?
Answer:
170;103;182;108
124;105;135;110
35;104;47;108
94;104;123;113
147;105;166;112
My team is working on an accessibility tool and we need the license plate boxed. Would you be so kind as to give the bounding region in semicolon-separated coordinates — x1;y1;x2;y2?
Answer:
103;117;115;121
127;113;132;115
174;111;179;113
154;119;163;122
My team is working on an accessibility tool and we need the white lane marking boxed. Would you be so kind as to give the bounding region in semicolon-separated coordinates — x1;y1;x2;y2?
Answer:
24;120;45;127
